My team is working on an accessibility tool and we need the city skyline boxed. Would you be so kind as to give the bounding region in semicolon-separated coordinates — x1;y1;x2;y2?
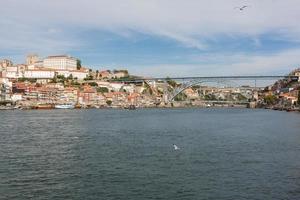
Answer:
1;0;300;76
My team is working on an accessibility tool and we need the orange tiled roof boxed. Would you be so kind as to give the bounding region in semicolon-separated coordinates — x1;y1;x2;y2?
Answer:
83;87;96;93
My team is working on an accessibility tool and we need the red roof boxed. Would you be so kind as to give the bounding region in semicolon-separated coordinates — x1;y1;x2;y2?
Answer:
14;82;27;90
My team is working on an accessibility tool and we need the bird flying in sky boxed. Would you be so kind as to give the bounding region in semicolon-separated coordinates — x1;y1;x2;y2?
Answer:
235;5;249;11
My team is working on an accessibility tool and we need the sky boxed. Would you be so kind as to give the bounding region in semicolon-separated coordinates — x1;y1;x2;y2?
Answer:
1;0;300;77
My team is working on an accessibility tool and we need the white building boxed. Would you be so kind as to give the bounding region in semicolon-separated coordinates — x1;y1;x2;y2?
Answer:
294;71;300;82
5;66;19;79
24;68;55;79
43;55;78;71
122;84;135;93
70;70;88;80
0;72;9;84
11;93;23;102
110;82;125;92
56;69;88;80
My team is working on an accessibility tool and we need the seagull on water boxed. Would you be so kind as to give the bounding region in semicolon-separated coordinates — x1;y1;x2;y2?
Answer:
235;5;249;11
173;144;180;150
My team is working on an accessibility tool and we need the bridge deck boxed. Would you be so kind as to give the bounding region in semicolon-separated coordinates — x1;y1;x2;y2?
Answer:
112;75;298;82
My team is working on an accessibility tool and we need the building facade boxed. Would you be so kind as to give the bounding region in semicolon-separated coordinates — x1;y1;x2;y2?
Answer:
26;54;39;65
0;59;13;70
24;68;56;79
43;55;78;71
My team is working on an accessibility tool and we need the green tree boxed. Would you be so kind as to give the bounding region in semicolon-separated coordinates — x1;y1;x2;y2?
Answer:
17;78;37;83
174;92;187;101
84;75;93;81
97;87;109;93
56;75;65;79
106;100;112;106
88;82;98;87
50;77;57;83
67;74;73;80
71;81;80;86
166;77;177;88
77;60;82;70
96;70;99;79
264;94;277;105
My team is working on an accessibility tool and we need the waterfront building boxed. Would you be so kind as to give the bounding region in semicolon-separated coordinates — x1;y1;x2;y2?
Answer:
279;92;298;106
11;93;23;102
96;93;107;106
43;55;78;71
36;86;58;103
104;92;127;107
128;92;140;106
12;82;27;94
0;83;11;102
57;87;78;103
78;86;98;106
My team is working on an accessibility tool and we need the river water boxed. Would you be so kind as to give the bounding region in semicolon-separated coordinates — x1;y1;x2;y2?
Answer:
1;108;300;200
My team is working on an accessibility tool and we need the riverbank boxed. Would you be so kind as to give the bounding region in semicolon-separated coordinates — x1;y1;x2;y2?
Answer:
1;104;300;113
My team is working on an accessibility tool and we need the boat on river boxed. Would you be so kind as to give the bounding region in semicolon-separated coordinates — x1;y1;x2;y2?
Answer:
124;105;136;110
55;103;75;109
36;104;54;109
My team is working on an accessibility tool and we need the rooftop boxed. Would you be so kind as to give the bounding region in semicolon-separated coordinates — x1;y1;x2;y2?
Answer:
45;55;78;60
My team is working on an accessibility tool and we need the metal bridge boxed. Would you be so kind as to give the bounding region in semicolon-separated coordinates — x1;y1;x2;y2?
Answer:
113;75;298;103
118;75;298;82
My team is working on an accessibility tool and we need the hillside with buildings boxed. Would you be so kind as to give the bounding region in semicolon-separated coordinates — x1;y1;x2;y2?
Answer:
1;54;300;110
257;69;300;110
0;55;163;109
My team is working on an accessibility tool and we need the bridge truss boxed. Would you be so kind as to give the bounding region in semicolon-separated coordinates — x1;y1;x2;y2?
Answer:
115;75;298;104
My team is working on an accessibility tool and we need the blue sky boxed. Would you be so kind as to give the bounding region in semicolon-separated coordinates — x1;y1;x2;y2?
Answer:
1;0;300;77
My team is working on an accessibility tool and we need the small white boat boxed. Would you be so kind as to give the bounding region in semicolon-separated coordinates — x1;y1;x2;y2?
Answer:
55;104;75;109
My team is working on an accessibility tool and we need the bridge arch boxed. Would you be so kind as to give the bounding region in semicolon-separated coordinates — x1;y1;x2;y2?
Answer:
168;79;240;102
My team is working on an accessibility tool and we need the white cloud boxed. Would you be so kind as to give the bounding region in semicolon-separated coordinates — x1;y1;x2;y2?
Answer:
1;0;300;75
1;0;300;49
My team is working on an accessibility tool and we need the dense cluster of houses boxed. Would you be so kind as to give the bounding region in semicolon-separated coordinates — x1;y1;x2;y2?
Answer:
258;70;300;108
0;55;163;109
1;54;300;109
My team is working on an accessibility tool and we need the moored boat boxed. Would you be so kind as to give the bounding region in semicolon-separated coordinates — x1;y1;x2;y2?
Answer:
55;104;75;109
124;105;136;110
36;104;54;109
129;105;136;110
